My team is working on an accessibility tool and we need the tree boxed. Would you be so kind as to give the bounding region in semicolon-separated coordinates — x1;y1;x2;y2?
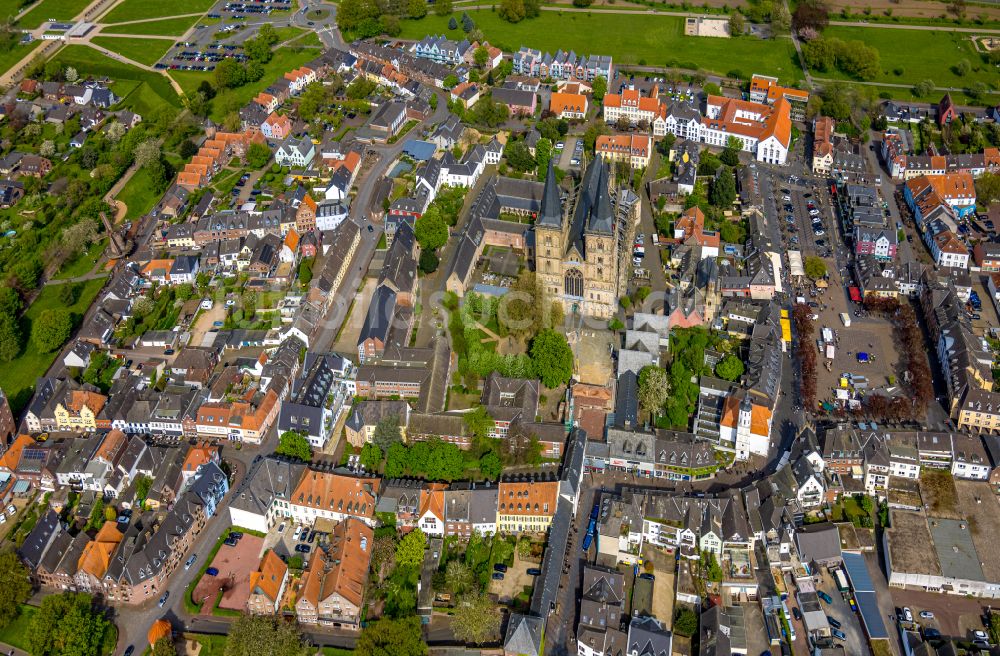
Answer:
503;139;535;172
445;560;475;596
535;137;552;180
914;79;935;97
720;136;742;166
452;592;502;644
151;637;178;656
715;354;745;381
529;329;573;388
463;405;496;442
479;451;502;479
135;474;152;500
39;140;55;157
28;592;111;656
64;66;78;83
955;58;971;77
32;309;72;353
591;76;607;102
499;0;526;22
356;617;428;656
385;442;408;478
408;0;428;17
772;2;791;30
134;139;161;169
448;16;458;29
415;205;449;251
373;415;403;452
793;0;829;31
396;529;427;569
729;10;746;35
443;74;459;90
418;250;439;274
975;172;1000;205
673;607;698;637
638;365;669;417
224;614;311;656
214;58;246;89
709;166;737;207
275;431;313;461
804;255;827;280
0;313;22;362
12;257;43;292
435;0;454;14
474;46;490;68
360;443;383;470
106;121;126;143
246;142;271;169
0;548;31;630
720;221;746;244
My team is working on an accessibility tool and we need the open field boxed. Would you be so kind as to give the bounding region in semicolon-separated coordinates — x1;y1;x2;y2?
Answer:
17;0;91;28
0;605;36;651
172;46;319;121
54;239;107;279
398;11;803;79
91;36;174;66
818;25;998;88
0;43;34;77
103;15;200;36
116;166;162;221
0;276;107;412
48;45;181;107
100;0;216;23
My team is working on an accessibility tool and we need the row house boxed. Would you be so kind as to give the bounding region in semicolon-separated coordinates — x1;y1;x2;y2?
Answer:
261;112;293;140
497;479;559;533
904;173;977;218
603;84;665;131
177;130;265;189
284;66;317;94
511;47;613;82
411;35;472;65
881;129;1000;179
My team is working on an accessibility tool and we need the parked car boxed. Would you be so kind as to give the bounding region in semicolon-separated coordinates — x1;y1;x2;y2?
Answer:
817;590;834;604
902;607;914;622
526;568;542;576
295;544;311;553
923;628;941;639
832;629;847;641
185;554;197;570
974;630;989;641
792;607;802;621
494;563;507;572
308;531;317;543
920;611;935;619
206;567;219;576
123;647;135;656
827;616;842;629
491;572;504;580
158;591;169;608
230;532;243;540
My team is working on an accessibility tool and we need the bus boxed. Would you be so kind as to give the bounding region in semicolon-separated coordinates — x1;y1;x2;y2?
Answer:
833;568;850;593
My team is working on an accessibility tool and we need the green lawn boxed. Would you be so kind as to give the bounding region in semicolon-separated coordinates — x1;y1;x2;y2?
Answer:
100;15;200;36
818;25;998;90
54;239;108;280
101;0;217;23
91;36;174;66
398;11;803;80
0;276;107;413
0;43;35;78
17;0;92;28
49;46;181;108
172;46;318;122
0;605;36;651
116;166;161;221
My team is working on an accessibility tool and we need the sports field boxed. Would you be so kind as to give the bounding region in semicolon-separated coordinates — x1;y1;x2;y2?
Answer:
819;25;998;89
17;0;91;28
100;0;217;24
398;11;804;81
102;15;201;36
48;45;181;108
91;36;174;66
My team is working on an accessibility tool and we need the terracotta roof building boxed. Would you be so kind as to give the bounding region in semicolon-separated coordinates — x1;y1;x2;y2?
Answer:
288;471;380;527
247;550;289;614
497;479;559;533
295;517;373;628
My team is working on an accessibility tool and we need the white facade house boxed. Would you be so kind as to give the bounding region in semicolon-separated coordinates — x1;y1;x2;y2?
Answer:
275;137;316;168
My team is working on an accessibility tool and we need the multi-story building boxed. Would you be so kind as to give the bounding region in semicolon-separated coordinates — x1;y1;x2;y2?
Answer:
247;550;289;615
295;518;373;628
288;470;380;527
595;134;651;169
497;479;559;533
228;457;307;533
748;74;809;119
511;47;612;82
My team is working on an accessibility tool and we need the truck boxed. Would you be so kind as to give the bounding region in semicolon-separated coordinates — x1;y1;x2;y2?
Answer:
825;344;835;360
651;233;659;246
833;568;849;593
840;312;851;327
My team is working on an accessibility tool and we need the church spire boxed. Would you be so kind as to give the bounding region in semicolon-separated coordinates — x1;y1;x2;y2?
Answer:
537;159;562;228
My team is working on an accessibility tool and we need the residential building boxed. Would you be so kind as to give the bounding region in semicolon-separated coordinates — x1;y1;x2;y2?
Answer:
595;134;651;169
497;479;558;533
288;470;380;527
549;92;588;119
295;517;373;628
748;74;809;119
247;550;289;614
275;137;316;169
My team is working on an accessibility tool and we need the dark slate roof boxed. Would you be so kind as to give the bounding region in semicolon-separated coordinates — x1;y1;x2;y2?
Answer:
18;509;61;569
358;284;398;346
537;159;562;227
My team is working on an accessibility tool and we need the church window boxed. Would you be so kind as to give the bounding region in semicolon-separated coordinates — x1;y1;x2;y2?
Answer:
564;268;584;297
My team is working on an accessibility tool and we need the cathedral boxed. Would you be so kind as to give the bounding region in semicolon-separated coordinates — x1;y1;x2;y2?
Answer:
534;157;638;319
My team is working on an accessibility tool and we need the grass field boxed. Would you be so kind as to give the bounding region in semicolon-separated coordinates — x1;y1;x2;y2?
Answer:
101;15;200;36
398;11;803;80
0;605;36;651
0;43;34;78
49;46;181;108
819;25;997;90
54;239;108;280
91;36;174;66
0;276;107;413
17;0;91;28
101;0;216;24
117;166;162;221
172;46;319;122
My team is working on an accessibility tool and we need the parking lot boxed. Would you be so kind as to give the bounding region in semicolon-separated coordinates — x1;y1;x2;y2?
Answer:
192;532;263;612
816;568;870;656
556;137;581;170
642;547;675;626
889;586;986;641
